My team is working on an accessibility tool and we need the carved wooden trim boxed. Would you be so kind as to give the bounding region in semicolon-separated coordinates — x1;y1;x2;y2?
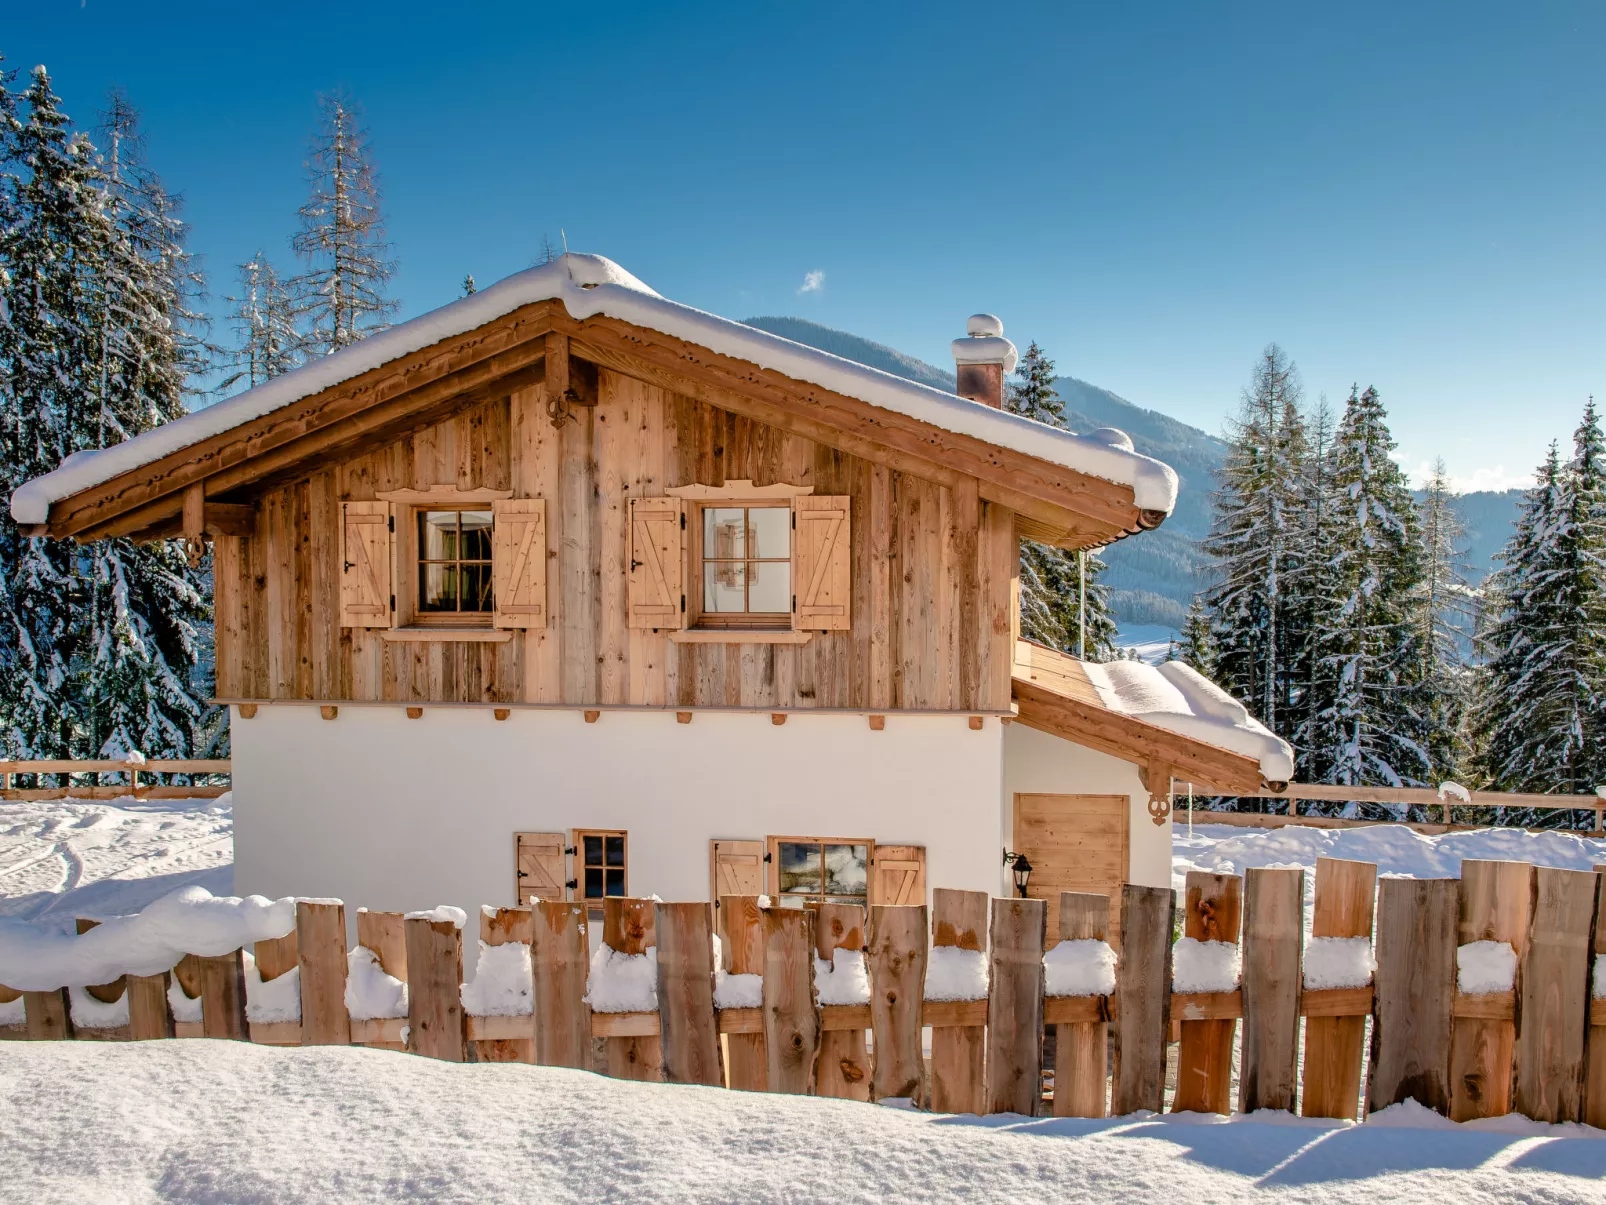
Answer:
665;479;814;501
374;488;513;505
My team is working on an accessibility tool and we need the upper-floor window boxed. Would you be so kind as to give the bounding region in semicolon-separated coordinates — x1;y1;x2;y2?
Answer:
417;508;494;617
698;503;791;626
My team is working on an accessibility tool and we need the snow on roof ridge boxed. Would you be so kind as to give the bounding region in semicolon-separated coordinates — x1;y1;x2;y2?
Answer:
11;253;1179;525
1082;658;1294;782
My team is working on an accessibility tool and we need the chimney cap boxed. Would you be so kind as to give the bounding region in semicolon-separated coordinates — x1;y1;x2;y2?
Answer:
966;313;1005;337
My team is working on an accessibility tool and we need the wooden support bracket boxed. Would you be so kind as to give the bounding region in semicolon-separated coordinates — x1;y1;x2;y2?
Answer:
676;711;692;725
771;713;786;726
319;705;338;721
493;708;510;721
406;707;423;719
584;710;600;724
868;715;885;731
968;715;984;730
237;704;258;719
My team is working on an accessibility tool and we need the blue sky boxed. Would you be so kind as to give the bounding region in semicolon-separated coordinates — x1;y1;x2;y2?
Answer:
10;1;1604;491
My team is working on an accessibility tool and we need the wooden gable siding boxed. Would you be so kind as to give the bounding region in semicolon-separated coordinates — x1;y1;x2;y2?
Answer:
214;367;1018;711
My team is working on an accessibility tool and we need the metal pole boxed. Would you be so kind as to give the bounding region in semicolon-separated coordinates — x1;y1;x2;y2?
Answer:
1077;550;1086;660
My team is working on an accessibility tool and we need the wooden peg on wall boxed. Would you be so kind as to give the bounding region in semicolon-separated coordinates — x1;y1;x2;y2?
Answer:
319;705;338;721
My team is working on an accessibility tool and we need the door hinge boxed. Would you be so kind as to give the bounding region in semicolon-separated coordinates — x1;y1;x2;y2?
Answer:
517;871;527;879
387;514;394;533
564;846;577;857
565;879;578;891
680;511;686;529
680;593;686;612
791;511;796;529
791;594;797;613
389;594;396;611
762;852;773;864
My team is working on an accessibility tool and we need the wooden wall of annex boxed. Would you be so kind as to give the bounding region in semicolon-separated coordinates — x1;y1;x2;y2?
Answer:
213;367;1019;711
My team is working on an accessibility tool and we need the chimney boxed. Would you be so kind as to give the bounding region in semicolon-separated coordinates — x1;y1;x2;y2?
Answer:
952;314;1018;409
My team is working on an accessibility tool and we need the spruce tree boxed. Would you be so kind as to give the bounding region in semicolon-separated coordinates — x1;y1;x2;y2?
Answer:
220;252;298;391
462;272;476;296
1174;596;1216;678
1288;395;1342;781
291;91;396;355
1414;458;1472;781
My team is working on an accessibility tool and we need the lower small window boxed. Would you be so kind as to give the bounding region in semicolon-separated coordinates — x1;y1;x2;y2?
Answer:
769;836;869;908
575;829;628;900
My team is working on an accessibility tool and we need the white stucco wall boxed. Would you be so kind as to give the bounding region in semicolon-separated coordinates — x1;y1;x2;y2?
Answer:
230;706;1006;920
1001;720;1173;890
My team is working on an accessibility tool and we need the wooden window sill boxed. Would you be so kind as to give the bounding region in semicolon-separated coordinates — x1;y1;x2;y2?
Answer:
380;627;514;643
669;629;814;645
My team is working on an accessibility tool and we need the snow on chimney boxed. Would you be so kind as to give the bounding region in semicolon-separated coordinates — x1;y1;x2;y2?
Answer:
952;314;1018;409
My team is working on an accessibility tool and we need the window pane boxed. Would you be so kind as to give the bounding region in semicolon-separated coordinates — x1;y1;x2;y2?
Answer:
703;560;746;613
749;507;790;559
777;841;822;897
747;560;791;614
419;511;456;561
605;869;626;896
584;867;603;898
460;563;493;612
459;510;494;560
605;836;625;867
584;835;603;866
824;844;869;896
773;895;807;909
704;507;746;560
419;563;455;612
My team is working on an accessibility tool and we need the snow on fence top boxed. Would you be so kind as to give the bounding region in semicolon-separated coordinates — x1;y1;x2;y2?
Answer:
1083;659;1296;781
10;253;1180;525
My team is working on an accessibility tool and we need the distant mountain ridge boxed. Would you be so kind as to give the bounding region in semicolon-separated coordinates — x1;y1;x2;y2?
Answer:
742;316;1520;630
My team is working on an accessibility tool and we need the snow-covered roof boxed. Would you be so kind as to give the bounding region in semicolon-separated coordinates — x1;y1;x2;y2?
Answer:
11;253;1179;526
1081;660;1295;783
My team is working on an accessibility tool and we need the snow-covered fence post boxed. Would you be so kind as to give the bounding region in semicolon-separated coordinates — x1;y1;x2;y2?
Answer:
866;904;925;1103
73;918;130;1040
1172;873;1242;1115
530;900;589;1069
599;897;662;1081
294;901;349;1046
717;894;767;1091
984;896;1045;1116
655;902;722;1087
249;926;301;1045
349;911;407;1050
125;973;174;1040
171;955;205;1037
928;889;988;1114
1512;867;1597;1123
1111;885;1174;1115
468;906;535;1063
1369;878;1457;1115
405;909;467;1062
1448;860;1531;1120
1047;891;1114;1119
23;989;73;1040
198;951;249;1040
1239;867;1304;1112
814;902;869;1101
1301;857;1377;1120
761;906;819;1095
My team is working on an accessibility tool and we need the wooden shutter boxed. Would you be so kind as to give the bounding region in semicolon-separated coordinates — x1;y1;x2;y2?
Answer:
339;501;392;628
792;495;851;630
870;845;926;907
627;497;685;629
515;832;568;905
710;839;765;906
492;498;547;629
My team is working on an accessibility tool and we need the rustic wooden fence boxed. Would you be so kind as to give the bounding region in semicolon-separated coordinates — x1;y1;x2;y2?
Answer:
4;858;1605;1126
0;758;231;801
1178;781;1606;835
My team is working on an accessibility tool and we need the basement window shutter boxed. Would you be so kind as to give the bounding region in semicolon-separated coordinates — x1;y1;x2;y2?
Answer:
492;498;547;629
710;839;765;905
791;495;851;630
627;497;685;629
869;845;926;908
515;831;568;905
339;500;393;629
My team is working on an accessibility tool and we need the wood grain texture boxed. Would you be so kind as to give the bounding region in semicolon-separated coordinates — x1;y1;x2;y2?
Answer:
199;951;249;1041
296;900;351;1046
815;902;869;1102
405;915;467;1062
24;990;72;1040
985;897;1046;1116
655;902;723;1087
1239;867;1304;1114
472;906;535;1064
530;901;590;1069
867;904;928;1103
1112;884;1174;1115
762;907;819;1095
1013;792;1131;945
1512;867;1598;1122
1587;867;1606;1129
1369;878;1458;1116
1172;872;1241;1115
125;973;174;1041
603;897;661;1081
1053;891;1111;1119
718;894;768;1092
1450;860;1533;1121
1302;858;1377;1121
930;889;989;1115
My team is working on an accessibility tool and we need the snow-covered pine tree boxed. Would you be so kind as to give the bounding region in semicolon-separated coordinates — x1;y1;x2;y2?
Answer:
1174;596;1216;678
1286;396;1343;784
1301;385;1432;792
291;91;396;356
1202;345;1308;733
1006;341;1118;660
219;252;298;392
1413;457;1472;783
462;273;476;296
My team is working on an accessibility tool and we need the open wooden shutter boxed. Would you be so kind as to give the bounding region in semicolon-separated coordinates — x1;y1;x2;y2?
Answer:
792;495;851;630
339;501;392;628
627;497;685;629
492;498;547;629
870;845;926;907
515;831;568;905
710;839;765;906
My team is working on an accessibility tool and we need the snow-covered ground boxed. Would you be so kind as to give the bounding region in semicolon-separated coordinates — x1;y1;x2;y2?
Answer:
1116;623;1178;665
1;1041;1602;1204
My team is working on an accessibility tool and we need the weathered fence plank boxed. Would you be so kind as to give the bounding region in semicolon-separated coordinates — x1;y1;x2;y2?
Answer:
1172;872;1241;1115
718;894;767;1091
1053;891;1110;1119
1240;867;1304;1113
1588;866;1606;1129
867;904;927;1103
929;888;988;1114
473;906;535;1063
762;906;819;1095
531;901;591;1069
1302;858;1377;1120
1112;884;1174;1115
171;954;205;1037
354;911;407;1051
1449;860;1532;1121
815;902;869;1101
656;902;722;1087
24;990;72;1040
986;896;1046;1116
1512;866;1598;1123
406;913;466;1062
296;900;350;1046
199;951;249;1040
125;972;173;1040
1370;878;1458;1115
601;898;661;1081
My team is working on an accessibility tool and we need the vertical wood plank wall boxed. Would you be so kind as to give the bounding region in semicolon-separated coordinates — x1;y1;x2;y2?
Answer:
214;370;1019;711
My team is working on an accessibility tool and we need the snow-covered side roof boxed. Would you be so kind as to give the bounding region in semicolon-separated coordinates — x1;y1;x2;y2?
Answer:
11;253;1179;526
1081;660;1295;783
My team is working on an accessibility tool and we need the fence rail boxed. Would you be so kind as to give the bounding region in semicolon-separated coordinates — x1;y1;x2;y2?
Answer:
4;856;1605;1125
1178;781;1606;834
0;758;230;801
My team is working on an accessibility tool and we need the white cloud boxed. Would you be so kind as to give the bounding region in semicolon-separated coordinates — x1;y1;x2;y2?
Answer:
798;270;825;295
1402;459;1533;494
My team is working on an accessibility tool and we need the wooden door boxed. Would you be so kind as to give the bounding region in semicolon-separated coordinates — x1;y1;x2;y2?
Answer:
1013;794;1129;945
515;832;568;904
